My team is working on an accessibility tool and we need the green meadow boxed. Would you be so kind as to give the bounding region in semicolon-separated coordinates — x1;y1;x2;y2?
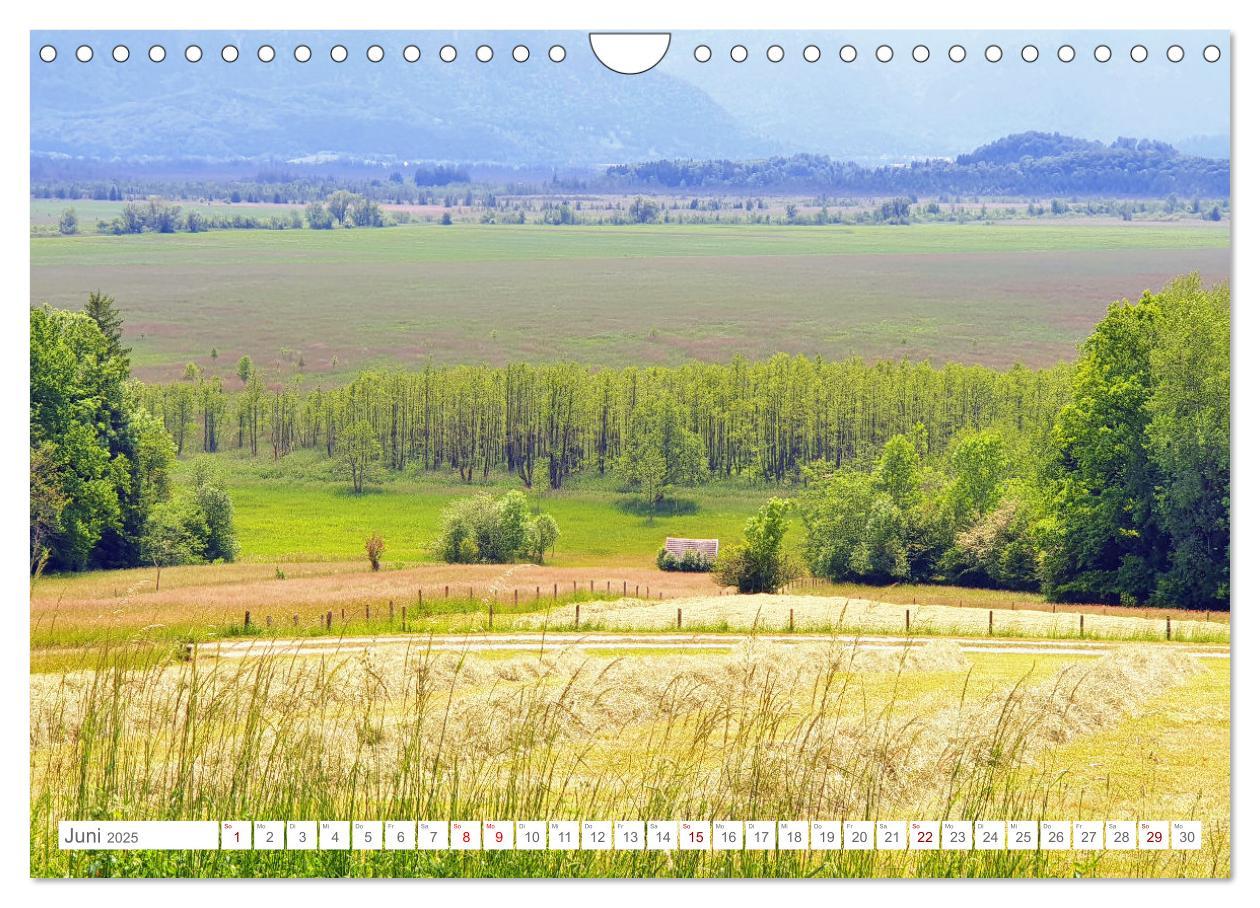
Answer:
206;451;784;566
30;221;1229;381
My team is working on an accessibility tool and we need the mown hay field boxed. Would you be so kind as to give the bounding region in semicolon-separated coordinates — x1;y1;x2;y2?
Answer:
29;222;1229;381
536;594;1230;644
29;639;1229;878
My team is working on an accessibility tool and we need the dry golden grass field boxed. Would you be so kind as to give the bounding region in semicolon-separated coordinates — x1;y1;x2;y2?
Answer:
29;636;1229;878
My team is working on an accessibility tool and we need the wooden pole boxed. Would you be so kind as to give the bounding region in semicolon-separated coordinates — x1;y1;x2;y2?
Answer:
575;604;580;628
266;615;272;629
444;585;449;599
489;601;494;630
514;589;519;607
789;609;794;632
988;610;994;636
292;614;298;627
244;610;251;628
905;609;910;634
677;607;682;629
326;611;332;630
1080;614;1085;638
366;605;370;621
402;605;407;631
1166;617;1172;641
623;580;627;596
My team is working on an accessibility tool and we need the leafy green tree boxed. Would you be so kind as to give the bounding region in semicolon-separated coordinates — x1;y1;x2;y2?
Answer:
326;190;355;226
942;429;1010;525
1042;275;1229;608
140;496;209;570
628;197;660;223
30;305;150;570
713;498;800;593
524;513;560;564
349;196;384;228
617;392;705;512
305;202;333;229
336;420;383;494
58;208;77;235
189;460;238;561
1145;276;1230;607
236;355;253;385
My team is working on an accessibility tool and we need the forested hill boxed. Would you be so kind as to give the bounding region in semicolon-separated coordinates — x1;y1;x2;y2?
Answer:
605;132;1230;197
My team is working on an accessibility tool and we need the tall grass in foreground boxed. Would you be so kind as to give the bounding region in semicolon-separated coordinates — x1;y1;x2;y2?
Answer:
30;638;1227;878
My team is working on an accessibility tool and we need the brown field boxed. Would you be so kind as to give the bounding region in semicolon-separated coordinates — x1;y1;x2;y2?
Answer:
30;561;727;640
31;560;1229;649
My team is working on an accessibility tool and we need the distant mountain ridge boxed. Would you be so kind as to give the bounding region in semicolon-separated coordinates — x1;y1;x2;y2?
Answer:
605;132;1231;197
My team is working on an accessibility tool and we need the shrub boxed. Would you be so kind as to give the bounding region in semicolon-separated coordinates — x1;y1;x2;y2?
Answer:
140;462;238;567
435;491;558;565
713;498;801;593
656;547;714;572
365;532;385;571
524;513;560;564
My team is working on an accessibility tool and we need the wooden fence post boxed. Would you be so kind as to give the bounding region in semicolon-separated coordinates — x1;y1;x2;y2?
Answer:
514;589;519;607
265;615;272;629
1080;614;1085;638
489;601;494;630
554;583;558;600
244;610;251;628
789;609;794;632
988;610;994;635
326;611;332;630
366;605;370;621
677;607;682;629
905;609;911;634
623;581;627;596
590;580;594;593
575;604;580;628
402;605;407;631
292;614;298;627
1166;617;1172;641
444;585;449;599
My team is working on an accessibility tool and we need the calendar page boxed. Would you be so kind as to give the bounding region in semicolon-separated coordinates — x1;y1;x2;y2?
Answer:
27;26;1231;882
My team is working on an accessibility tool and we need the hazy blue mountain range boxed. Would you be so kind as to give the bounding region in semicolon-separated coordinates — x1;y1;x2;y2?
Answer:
31;30;1229;167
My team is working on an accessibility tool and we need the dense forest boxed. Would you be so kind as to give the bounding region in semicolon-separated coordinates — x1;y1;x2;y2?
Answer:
606;132;1231;197
137;356;1073;489
31;277;1229;609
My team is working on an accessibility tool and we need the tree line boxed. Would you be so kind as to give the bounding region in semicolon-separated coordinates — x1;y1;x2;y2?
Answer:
606;132;1230;197
138;355;1073;494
